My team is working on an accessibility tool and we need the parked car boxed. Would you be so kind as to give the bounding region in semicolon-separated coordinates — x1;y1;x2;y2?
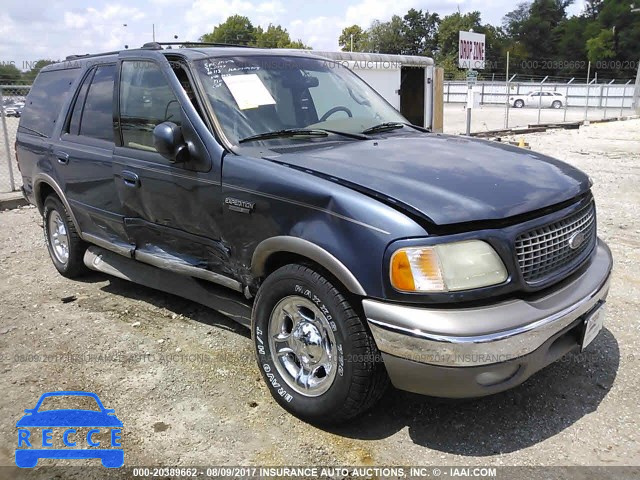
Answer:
4;104;24;117
16;44;612;424
510;91;565;108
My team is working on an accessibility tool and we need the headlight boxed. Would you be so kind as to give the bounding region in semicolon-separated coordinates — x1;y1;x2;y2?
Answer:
390;240;508;292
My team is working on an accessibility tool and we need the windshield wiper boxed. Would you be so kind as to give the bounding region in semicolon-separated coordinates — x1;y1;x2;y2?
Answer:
361;122;405;134
239;129;328;144
403;123;431;133
319;129;370;140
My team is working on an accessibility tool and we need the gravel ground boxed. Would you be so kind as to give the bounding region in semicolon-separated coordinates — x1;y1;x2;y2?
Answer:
0;119;639;475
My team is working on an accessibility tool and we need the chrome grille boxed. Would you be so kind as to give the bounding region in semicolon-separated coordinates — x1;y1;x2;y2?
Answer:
516;202;596;283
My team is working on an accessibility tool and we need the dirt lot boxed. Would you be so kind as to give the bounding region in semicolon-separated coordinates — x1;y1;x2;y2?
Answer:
0;119;639;475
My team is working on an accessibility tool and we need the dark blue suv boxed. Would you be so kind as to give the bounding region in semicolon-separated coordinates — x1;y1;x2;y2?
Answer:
16;43;612;423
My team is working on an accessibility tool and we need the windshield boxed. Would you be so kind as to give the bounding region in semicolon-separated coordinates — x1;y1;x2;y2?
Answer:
194;55;407;144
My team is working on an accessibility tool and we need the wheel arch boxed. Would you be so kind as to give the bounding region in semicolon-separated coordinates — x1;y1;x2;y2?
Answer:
251;236;367;297
33;174;82;234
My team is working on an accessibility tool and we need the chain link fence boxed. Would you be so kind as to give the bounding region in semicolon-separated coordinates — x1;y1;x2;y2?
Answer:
0;84;30;193
442;79;637;134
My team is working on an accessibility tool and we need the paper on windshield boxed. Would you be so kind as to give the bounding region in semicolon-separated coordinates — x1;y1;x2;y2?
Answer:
222;74;276;110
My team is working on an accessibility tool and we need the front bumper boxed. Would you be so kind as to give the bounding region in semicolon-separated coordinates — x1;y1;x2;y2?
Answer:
364;238;613;398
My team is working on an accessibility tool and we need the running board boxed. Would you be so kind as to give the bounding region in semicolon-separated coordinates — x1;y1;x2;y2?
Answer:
83;246;252;328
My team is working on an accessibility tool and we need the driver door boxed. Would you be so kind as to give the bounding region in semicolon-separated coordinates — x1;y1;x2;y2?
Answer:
112;51;232;279
528;92;541;107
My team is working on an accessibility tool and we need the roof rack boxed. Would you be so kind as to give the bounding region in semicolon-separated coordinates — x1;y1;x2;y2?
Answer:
64;40;257;62
145;41;257;49
65;50;121;61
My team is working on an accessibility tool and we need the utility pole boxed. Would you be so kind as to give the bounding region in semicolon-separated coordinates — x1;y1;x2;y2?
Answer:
350;34;353;52
583;61;591;121
152;23;156;42
634;59;640;113
504;51;510;129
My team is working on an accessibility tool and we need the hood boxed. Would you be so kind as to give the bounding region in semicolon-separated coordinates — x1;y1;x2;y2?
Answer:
265;134;590;226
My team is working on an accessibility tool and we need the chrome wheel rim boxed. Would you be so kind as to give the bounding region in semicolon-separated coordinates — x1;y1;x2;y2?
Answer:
48;210;69;264
268;296;338;397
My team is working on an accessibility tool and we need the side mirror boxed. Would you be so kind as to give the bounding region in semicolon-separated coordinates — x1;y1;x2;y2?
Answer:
153;122;189;163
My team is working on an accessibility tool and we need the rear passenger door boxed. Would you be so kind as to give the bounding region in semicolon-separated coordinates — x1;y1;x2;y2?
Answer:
542;92;554;107
58;64;130;250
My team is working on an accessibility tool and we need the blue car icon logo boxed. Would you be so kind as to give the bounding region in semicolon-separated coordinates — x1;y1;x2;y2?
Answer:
15;391;123;468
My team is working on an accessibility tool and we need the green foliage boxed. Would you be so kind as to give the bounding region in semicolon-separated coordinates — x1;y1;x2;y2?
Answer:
504;0;571;63
254;24;310;49
200;16;309;49
437;12;483;61
435;12;485;77
401;8;440;56
339;25;368;52
201;4;640;80
0;63;23;84
586;28;616;62
596;0;640;64
365;16;406;54
199;15;257;45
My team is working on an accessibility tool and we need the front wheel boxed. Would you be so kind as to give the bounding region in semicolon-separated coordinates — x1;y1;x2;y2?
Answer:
552;100;562;109
514;99;524;108
252;264;388;424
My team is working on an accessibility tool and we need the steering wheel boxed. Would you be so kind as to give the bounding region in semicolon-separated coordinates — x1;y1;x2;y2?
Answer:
319;106;353;122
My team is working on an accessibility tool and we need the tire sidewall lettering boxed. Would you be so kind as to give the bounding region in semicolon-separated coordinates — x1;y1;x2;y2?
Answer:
254;277;347;408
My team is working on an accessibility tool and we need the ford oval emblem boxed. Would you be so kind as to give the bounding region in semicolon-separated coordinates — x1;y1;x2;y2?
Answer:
568;231;587;250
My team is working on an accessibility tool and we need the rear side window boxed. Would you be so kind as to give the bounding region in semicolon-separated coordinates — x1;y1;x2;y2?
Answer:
79;65;116;142
20;68;79;137
68;69;94;136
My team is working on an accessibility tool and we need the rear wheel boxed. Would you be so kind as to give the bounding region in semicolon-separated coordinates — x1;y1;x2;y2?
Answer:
43;195;88;278
514;99;524;108
252;264;388;424
552;100;562;109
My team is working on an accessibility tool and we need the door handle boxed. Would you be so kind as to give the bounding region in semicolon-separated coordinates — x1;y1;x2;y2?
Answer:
121;170;140;188
54;151;69;165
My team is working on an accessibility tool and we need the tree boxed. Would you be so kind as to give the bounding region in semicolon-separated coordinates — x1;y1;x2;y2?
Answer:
200;16;309;49
436;11;483;70
339;25;368;52
584;0;604;19
286;39;312;50
555;16;591;73
595;0;640;65
365;15;406;54
586;28;616;63
0;63;22;85
200;15;257;45
402;8;440;56
254;24;310;49
504;0;573;58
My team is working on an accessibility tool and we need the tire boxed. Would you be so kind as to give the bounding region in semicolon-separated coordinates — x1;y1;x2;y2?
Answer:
43;195;88;278
252;264;389;424
552;100;562;109
514;99;524;108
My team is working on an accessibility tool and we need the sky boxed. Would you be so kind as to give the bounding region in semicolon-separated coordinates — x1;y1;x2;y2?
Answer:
1;0;587;69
